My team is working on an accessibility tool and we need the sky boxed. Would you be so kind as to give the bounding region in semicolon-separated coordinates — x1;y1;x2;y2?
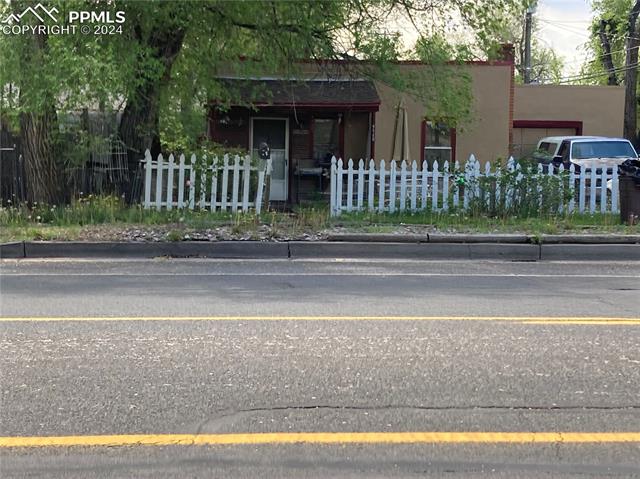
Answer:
535;0;593;78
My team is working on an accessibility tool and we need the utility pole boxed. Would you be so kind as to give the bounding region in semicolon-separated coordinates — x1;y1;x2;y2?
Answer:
524;1;537;84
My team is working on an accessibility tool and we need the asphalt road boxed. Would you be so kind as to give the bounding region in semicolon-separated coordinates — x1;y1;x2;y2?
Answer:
1;258;639;478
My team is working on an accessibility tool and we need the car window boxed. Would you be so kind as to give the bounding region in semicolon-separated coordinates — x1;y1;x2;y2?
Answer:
539;142;554;153
557;141;570;161
571;141;637;159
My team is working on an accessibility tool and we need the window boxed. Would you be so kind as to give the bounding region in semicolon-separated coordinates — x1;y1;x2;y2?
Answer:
423;120;455;167
313;118;340;166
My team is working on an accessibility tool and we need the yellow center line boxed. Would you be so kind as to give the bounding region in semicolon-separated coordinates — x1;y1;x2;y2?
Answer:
1;432;640;448
0;316;639;324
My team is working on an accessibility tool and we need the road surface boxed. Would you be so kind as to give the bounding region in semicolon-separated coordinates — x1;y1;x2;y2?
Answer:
1;258;639;478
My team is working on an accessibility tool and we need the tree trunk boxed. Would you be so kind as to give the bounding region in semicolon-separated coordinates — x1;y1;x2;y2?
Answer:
598;20;618;86
20;106;61;204
14;1;61;204
623;0;640;145
118;27;186;174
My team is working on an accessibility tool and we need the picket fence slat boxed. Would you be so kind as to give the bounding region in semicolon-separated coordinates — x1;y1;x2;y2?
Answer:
357;160;365;210
421;160;428;209
378;160;386;213
410;161;418;211
347;159;354;212
368;160;375;212
611;169;619;213
143;150;152;209
166;154;175;210
328;154;620;217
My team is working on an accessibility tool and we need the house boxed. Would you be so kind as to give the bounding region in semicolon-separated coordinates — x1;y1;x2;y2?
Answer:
208;54;624;205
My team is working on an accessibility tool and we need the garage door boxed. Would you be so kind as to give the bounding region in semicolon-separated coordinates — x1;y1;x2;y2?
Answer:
512;127;578;159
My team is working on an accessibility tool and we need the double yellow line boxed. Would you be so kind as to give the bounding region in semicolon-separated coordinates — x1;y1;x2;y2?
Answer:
1;316;639;324
2;432;640;448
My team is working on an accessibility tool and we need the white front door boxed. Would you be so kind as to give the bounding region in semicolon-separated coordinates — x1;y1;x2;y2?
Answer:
251;118;289;201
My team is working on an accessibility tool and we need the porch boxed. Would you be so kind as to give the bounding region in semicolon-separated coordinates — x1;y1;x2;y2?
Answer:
208;78;379;205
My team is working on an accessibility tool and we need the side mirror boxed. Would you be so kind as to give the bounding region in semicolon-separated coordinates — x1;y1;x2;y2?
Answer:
552;155;563;165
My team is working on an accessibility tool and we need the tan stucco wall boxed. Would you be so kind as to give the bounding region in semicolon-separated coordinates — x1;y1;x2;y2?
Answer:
514;85;625;137
374;64;512;165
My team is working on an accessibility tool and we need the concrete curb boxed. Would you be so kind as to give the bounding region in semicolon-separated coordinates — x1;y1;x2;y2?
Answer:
10;241;289;259
0;242;25;259
327;233;640;244
1;238;639;261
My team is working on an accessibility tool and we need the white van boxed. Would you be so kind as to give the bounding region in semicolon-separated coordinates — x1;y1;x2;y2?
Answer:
534;136;638;171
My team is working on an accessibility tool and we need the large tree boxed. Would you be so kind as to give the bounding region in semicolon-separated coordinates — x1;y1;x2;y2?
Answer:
0;0;125;202
582;0;640;145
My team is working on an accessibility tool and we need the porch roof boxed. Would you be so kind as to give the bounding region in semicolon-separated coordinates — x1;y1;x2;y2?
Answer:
216;78;380;111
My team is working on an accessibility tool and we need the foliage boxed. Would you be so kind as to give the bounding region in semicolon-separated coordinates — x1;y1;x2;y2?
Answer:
579;0;634;85
464;161;574;218
484;3;564;83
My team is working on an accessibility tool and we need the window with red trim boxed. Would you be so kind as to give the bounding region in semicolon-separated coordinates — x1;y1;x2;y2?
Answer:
422;120;456;167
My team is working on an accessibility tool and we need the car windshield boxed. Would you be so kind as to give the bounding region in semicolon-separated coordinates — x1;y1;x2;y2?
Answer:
571;141;636;159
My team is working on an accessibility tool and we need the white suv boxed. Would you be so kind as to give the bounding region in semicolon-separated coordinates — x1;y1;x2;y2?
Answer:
534;136;638;172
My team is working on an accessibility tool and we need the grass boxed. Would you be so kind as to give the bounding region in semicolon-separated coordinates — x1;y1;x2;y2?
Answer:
1;195;638;242
334;211;640;235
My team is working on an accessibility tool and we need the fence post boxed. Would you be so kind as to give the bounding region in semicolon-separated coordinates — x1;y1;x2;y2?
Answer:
155;153;164;211
330;157;337;216
143;149;152;209
166;154;175;210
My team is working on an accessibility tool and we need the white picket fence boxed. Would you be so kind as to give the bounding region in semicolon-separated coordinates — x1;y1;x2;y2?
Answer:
330;155;620;217
142;150;271;213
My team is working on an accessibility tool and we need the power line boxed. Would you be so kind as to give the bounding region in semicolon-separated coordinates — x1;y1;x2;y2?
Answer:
548;61;640;84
